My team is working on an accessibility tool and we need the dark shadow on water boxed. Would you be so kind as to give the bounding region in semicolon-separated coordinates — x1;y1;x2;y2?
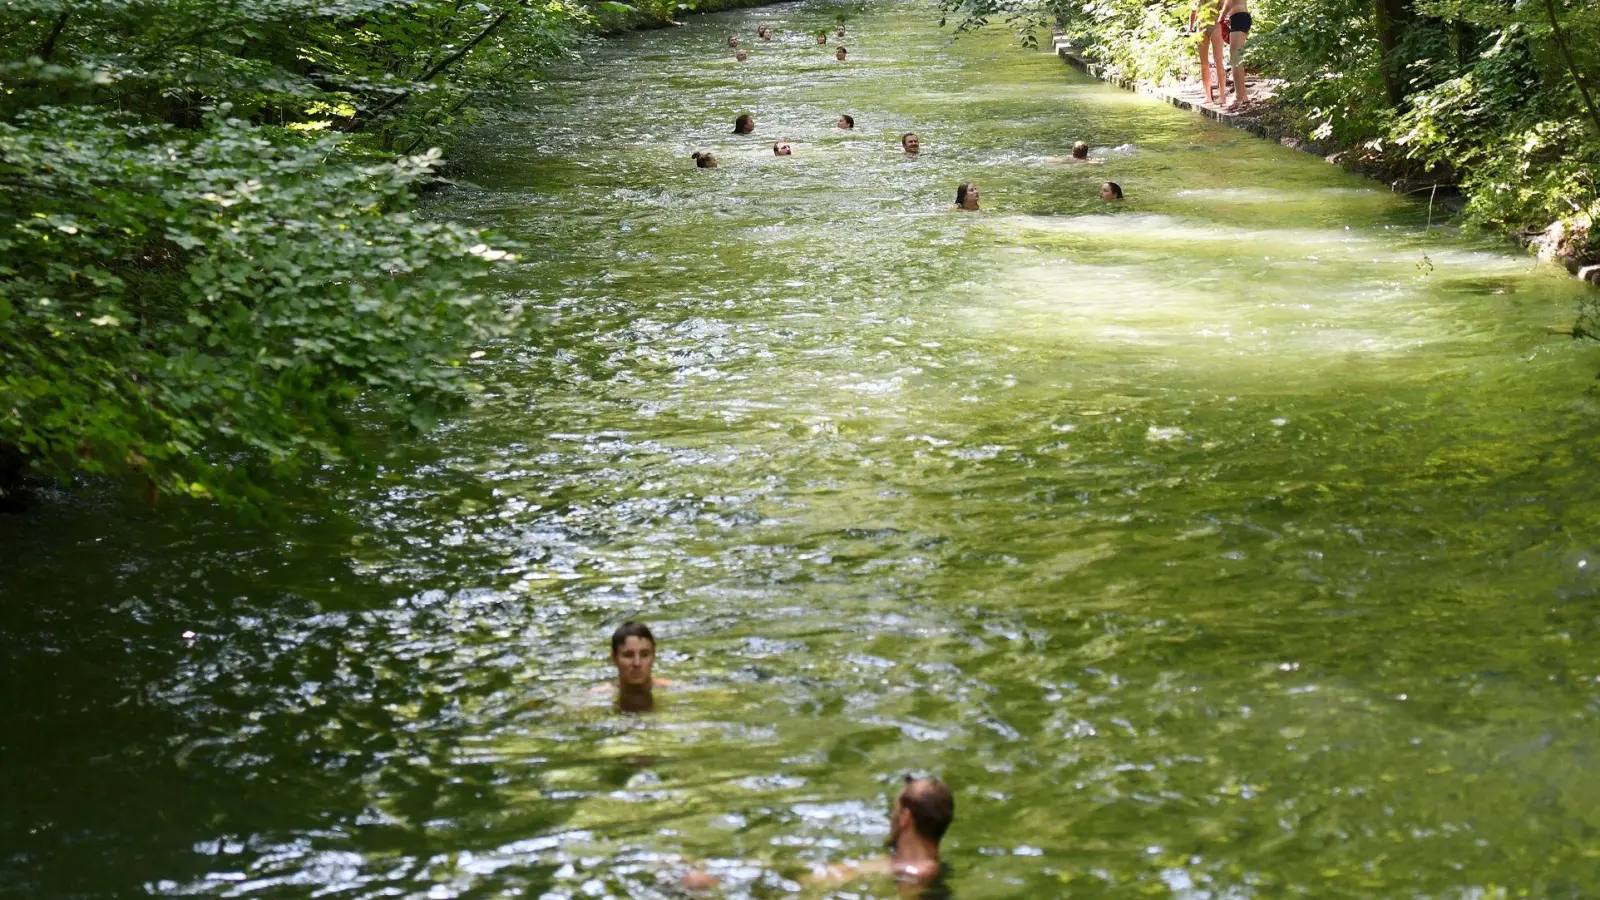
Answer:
0;491;567;898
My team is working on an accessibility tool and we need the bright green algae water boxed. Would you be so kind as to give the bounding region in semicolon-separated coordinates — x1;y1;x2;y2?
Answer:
7;2;1600;897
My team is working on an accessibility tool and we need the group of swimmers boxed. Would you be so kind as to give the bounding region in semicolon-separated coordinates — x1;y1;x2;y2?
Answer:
692;24;1127;210
605;621;955;896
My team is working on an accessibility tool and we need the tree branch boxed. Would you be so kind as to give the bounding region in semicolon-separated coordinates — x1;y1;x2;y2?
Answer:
37;11;69;61
1543;0;1600;139
361;1;526;124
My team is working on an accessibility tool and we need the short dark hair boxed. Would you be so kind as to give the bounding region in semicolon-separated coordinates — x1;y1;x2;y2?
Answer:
611;621;655;655
840;114;854;127
734;113;754;134
1072;140;1089;159
900;776;954;842
1104;181;1123;199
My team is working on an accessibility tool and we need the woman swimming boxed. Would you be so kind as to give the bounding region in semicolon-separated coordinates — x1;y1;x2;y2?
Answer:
733;113;755;134
955;182;979;211
692;151;718;168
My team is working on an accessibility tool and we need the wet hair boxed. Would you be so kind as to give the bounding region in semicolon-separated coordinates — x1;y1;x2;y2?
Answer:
1103;181;1124;199
839;114;854;128
955;182;974;205
901;132;917;146
1072;140;1089;159
900;776;954;843
836;47;847;56
773;141;789;154
691;151;716;168
734;113;755;134
611;621;655;655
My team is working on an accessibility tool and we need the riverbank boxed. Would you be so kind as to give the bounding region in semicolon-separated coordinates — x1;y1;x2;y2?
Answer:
1053;37;1600;289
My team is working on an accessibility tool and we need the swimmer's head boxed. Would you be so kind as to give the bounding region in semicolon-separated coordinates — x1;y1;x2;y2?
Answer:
837;114;854;129
817;32;828;44
1072;141;1090;159
888;775;955;848
692;151;717;168
727;34;738;46
759;26;772;39
733;113;755;134
610;621;657;689
1100;181;1124;201
735;48;748;61
901;132;920;154
837;25;846;36
955;181;979;210
773;140;793;156
836;46;847;60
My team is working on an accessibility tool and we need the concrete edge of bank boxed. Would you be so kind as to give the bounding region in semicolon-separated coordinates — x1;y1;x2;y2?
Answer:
1053;38;1600;290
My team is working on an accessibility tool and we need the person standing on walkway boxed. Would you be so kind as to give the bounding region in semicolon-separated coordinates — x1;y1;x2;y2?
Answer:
1219;0;1252;106
1190;0;1226;105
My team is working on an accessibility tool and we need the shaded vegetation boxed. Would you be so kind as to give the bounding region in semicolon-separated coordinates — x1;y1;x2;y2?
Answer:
0;0;761;511
942;0;1600;261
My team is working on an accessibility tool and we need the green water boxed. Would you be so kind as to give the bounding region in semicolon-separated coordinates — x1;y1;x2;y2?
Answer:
7;1;1600;897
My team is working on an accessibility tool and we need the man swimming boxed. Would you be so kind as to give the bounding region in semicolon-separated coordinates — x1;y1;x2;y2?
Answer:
1048;140;1094;163
806;776;955;895
609;621;669;712
758;25;772;40
836;46;847;61
683;775;955;896
773;140;793;156
837;114;855;130
901;132;920;154
735;48;747;61
727;34;739;47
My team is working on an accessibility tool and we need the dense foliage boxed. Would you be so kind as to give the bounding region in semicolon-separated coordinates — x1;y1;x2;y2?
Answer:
0;0;747;508
944;0;1600;257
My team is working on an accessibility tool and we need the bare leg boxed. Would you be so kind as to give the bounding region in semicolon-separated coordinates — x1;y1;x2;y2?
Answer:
1229;30;1249;106
1210;31;1227;106
1197;39;1216;103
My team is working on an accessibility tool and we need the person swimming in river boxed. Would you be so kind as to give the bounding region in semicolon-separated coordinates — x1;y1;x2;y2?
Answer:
692;151;717;168
1047;141;1097;164
836;46;847;61
773;140;793;156
954;182;979;211
608;621;670;713
733;113;755;135
682;775;955;896
1101;181;1124;201
901;132;920;154
837;114;855;130
735;48;748;61
817;31;828;44
758;25;772;40
727;34;739;47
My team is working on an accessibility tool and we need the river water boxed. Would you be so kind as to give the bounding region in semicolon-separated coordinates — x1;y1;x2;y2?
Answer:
6;1;1600;897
